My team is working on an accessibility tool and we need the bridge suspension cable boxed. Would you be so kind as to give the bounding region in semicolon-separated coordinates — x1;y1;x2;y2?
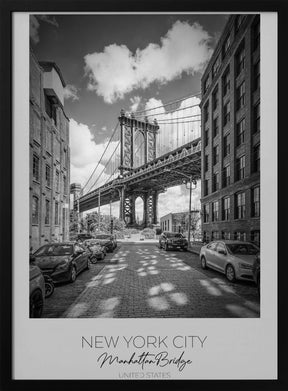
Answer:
81;121;120;195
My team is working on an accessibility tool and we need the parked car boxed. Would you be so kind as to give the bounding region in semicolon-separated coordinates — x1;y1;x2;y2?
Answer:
159;231;188;251
94;234;117;253
200;240;260;282
253;253;260;296
83;239;107;262
77;233;93;242
32;242;90;284
29;260;45;318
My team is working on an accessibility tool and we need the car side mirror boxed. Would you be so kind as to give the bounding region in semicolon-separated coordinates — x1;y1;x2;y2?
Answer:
218;249;227;255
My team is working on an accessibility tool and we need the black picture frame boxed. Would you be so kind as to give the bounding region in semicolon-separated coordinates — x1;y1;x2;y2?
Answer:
0;0;287;389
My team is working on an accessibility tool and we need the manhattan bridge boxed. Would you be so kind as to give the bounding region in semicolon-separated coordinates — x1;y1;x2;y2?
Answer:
74;93;202;227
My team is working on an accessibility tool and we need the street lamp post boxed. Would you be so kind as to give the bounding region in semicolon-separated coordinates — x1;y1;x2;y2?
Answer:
165;168;197;248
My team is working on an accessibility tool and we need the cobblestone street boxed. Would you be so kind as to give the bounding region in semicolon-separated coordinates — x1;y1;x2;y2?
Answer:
41;242;260;318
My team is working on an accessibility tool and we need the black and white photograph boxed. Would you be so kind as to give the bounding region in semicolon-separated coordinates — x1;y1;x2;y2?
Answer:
29;13;261;319
8;6;279;382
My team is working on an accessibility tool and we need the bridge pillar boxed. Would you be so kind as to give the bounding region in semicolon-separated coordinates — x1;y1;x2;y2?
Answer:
119;186;125;221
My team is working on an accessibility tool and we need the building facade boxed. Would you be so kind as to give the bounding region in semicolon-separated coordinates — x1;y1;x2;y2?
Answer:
30;52;70;251
160;211;201;238
200;15;260;245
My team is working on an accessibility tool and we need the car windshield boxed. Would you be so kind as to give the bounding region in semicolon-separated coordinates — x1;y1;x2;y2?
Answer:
34;244;73;256
226;243;259;255
165;233;183;238
95;235;111;240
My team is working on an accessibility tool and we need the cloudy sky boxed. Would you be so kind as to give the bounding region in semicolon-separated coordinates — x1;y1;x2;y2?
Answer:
30;13;228;220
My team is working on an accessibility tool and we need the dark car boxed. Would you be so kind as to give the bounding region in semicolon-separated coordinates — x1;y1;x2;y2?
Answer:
253;253;260;296
94;234;117;253
32;242;90;284
159;231;188;251
77;233;93;242
29;262;45;318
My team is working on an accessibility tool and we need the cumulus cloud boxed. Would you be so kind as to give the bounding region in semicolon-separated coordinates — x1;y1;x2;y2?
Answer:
129;96;141;112
64;84;80;101
69;119;119;191
84;20;212;103
30;14;58;45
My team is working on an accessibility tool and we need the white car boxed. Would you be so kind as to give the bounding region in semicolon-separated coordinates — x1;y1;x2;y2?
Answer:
199;240;259;282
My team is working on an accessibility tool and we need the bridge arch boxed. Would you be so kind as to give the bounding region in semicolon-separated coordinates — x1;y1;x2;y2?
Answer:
135;196;144;225
133;128;145;168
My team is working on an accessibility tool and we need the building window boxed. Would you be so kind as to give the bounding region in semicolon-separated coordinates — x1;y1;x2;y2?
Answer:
63;175;67;195
252;186;260;217
251;230;260;245
204;179;209;196
236;192;246;219
63;148;68;168
236;118;245;146
236;81;245;110
235;42;245;76
32;196;39;224
45;164;51;187
212;201;219;222
253;144;260;172
213;117;219;138
222;165;231;187
223;101;230;126
204;102;209;123
254;61;260;91
222;34;231;58
235;15;246;32
222;231;231;240
223;134;230;157
253;16;260;51
253;103;260;133
212;172;219;192
45;199;50;225
204;75;210;93
234;231;246;241
223;197;230;220
204;155;209;172
213;145;219;165
55;170;60;192
212;231;220;240
33;154;40;182
204;128;209;147
55;201;59;225
212;55;220;79
212;87;219;111
222;67;230;96
203;204;209;223
236;155;245;180
45;95;57;126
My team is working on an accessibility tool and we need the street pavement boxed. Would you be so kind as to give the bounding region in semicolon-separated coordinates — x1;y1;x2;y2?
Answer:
47;241;260;319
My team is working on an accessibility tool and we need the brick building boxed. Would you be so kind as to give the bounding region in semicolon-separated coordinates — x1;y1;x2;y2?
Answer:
30;51;70;251
160;211;201;238
200;15;260;245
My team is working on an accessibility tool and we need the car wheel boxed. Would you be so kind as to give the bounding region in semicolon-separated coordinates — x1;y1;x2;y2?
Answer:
165;243;169;251
45;280;55;298
226;264;236;282
70;266;77;283
183;247;188;252
90;256;97;264
30;289;44;318
201;256;207;269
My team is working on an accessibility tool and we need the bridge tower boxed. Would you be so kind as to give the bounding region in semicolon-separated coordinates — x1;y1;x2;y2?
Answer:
118;109;159;227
